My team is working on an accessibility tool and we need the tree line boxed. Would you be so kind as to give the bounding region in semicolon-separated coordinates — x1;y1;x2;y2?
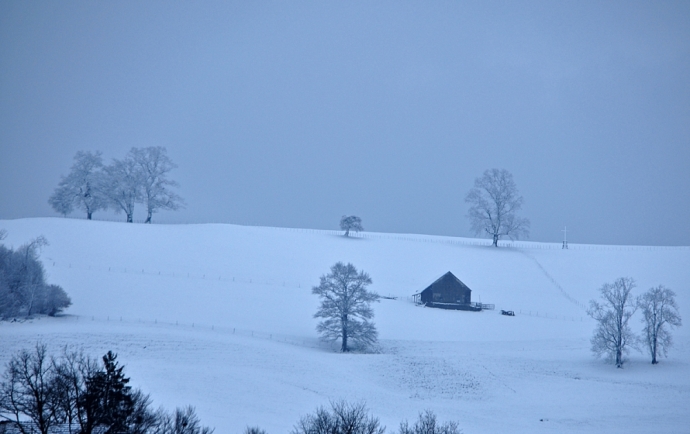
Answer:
0;344;213;434
1;345;461;434
0;231;71;320
588;277;682;367
49;147;184;224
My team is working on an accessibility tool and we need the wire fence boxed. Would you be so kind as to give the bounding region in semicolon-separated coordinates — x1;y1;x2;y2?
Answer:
48;260;314;291
39;216;679;326
60;314;338;351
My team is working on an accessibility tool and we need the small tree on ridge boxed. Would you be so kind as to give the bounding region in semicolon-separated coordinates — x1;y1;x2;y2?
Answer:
340;216;363;237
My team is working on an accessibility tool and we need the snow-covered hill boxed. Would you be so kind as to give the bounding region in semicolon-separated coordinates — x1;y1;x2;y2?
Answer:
1;218;689;434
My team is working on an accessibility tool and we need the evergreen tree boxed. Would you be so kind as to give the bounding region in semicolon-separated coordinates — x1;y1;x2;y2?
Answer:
80;351;134;433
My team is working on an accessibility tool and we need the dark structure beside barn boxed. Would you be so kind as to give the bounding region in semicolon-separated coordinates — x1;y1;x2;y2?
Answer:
413;271;493;311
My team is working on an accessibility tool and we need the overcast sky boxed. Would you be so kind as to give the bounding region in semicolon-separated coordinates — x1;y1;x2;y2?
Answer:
1;1;689;246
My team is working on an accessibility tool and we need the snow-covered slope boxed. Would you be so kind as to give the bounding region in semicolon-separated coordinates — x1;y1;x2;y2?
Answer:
1;218;689;434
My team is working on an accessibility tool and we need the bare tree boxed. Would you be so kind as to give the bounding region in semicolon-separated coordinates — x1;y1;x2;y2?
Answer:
313;262;379;352
0;343;57;434
48;151;107;220
50;348;100;433
153;406;214;434
130;147;185;224
465;169;530;247
100;156;142;223
399;410;461;434
587;277;637;368
340;216;364;237
292;401;385;434
244;427;267;434
637;286;682;364
18;237;49;317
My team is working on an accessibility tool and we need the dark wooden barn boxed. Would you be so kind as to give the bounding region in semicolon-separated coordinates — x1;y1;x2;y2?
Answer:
413;271;482;311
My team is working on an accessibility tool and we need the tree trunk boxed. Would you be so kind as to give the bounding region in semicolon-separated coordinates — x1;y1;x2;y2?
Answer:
87;211;92;220
145;207;153;224
651;335;658;364
126;213;133;223
345;229;350;237
341;315;348;352
492;234;498;247
616;348;622;368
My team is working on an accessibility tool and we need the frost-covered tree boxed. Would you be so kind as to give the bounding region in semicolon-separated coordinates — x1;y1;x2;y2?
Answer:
339;216;364;237
48;151;108;219
588;277;637;368
130;147;185;224
47;185;75;217
292;401;384;434
100;156;142;223
312;262;379;352
637;286;681;364
0;236;70;319
465;168;530;247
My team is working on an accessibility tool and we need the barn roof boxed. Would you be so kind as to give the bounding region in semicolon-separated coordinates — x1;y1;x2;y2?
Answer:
422;271;471;292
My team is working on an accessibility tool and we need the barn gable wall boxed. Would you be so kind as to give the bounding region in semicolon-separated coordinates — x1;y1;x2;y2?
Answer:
420;272;472;304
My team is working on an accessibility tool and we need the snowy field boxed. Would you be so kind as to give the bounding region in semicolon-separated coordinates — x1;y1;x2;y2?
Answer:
1;218;689;434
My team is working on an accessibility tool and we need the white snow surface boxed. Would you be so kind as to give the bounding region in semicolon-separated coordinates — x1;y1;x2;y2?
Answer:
1;218;689;434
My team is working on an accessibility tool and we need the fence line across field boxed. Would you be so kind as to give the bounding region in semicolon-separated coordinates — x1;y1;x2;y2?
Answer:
68;314;338;351
65;309;588;356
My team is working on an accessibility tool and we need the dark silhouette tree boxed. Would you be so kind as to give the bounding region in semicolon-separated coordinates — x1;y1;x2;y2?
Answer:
339;216;364;237
80;351;134;434
0;343;57;434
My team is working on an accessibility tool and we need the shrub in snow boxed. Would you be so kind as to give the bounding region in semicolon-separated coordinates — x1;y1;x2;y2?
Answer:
399;410;461;434
292;401;384;434
154;406;214;434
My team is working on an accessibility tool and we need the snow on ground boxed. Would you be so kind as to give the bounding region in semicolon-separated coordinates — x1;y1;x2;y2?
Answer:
1;218;689;433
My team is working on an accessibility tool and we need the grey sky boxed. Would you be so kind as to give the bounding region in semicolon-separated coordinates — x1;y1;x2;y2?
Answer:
1;1;689;246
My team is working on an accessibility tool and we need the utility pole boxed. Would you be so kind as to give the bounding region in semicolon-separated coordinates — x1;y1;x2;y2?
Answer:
562;226;568;249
